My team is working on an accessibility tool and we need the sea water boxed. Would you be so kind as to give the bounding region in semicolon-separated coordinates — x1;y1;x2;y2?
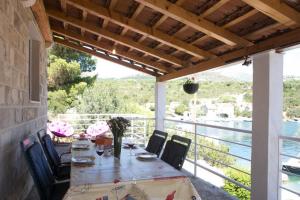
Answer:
194;120;300;194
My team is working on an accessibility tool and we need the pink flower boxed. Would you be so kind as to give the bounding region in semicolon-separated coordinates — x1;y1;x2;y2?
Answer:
47;121;74;137
86;122;109;137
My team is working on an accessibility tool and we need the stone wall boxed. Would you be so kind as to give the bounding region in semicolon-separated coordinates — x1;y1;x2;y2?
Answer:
0;0;48;199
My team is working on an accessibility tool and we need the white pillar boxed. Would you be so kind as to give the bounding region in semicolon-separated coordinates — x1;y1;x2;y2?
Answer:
252;50;283;200
155;81;166;131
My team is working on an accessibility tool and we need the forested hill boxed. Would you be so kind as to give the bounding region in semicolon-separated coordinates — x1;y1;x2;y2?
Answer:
47;44;300;119
49;75;300;119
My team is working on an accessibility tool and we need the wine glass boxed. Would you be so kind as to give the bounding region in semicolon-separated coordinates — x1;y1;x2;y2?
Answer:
96;145;104;164
127;137;135;156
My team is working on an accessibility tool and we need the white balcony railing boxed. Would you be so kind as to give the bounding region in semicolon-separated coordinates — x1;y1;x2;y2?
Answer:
279;135;300;198
55;114;155;146
52;114;300;199
164;118;252;193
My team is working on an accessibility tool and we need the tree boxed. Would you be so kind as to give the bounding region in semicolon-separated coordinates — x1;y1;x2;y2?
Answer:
48;90;70;115
223;169;251;200
47;44;97;116
48;58;81;90
218;95;236;103
175;104;188;115
198;138;235;168
76;81;153;115
49;44;96;72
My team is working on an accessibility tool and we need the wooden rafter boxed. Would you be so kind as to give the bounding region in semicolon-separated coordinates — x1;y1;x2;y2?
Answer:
131;4;144;19
47;9;184;67
242;0;300;26
31;0;53;47
223;9;258;28
54;37;159;77
109;0;118;9
153;15;168;29
66;0;215;59
102;0;118;28
209;22;283;53
81;10;88;36
60;0;68;28
120;3;144;51
135;0;252;47
158;28;300;81
51;27;173;73
191;9;258;45
201;0;231;17
155;0;246;54
40;0;300;80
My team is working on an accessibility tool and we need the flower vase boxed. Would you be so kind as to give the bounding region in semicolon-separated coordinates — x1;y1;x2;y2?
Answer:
113;136;122;158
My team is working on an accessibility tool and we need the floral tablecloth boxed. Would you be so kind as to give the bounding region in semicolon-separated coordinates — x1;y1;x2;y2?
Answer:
63;176;201;200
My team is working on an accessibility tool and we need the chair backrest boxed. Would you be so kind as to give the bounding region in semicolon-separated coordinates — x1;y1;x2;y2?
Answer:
161;135;191;170
21;137;54;200
37;129;47;144
41;134;61;170
145;130;168;156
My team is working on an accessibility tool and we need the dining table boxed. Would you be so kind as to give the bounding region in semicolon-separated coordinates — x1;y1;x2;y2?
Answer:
64;139;201;200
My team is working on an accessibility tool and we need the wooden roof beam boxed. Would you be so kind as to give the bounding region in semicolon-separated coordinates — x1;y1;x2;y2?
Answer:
81;10;87;36
191;9;258;45
121;3;145;52
132;4;145;19
158;28;300;81
109;0;118;9
47;9;183;67
209;22;283;53
242;0;300;26
54;37;158;76
60;0;68;29
31;0;53;47
201;0;231;18
66;0;216;59
135;0;252;47
51;27;173;73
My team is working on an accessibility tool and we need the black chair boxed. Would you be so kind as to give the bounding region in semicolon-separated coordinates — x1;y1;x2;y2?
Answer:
161;135;191;170
21;137;69;200
145;130;168;156
37;129;71;155
39;133;71;180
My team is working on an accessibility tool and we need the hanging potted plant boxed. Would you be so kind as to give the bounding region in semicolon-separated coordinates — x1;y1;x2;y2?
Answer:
107;117;130;158
183;77;199;94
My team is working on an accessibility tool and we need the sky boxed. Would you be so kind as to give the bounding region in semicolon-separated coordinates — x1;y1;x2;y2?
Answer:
94;47;300;79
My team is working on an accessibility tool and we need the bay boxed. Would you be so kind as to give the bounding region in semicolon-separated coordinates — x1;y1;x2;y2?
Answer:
189;120;300;193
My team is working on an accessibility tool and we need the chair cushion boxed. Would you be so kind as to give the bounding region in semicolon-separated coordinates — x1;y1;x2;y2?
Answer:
26;142;55;200
43;134;61;167
161;141;187;170
51;181;70;200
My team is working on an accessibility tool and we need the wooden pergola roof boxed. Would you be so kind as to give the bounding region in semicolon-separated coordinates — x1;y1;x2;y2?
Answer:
33;0;300;80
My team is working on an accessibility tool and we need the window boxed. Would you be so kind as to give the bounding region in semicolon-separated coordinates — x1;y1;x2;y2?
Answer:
29;39;40;102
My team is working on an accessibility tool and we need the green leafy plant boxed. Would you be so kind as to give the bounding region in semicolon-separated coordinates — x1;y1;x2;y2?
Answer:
223;168;251;200
183;77;199;94
107;117;131;138
175;104;188;115
107;117;131;158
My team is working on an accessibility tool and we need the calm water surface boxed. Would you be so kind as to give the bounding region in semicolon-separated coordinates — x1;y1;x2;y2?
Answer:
193;120;300;193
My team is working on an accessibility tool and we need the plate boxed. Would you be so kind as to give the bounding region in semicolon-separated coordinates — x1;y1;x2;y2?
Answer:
123;143;137;149
71;156;95;165
136;152;157;160
72;143;89;149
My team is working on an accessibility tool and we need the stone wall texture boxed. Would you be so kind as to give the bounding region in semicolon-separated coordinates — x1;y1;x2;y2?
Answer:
0;0;48;199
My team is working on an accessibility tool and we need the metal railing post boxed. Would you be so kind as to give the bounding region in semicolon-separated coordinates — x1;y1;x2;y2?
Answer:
194;123;197;177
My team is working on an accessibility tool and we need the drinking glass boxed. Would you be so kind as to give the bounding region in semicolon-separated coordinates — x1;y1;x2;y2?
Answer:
96;145;104;164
